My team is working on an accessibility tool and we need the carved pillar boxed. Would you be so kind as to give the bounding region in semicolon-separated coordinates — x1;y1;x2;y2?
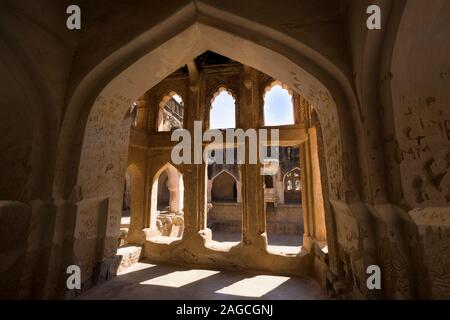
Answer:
182;64;208;241
135;96;149;129
167;187;179;213
166;166;182;213
148;174;159;232
308;127;327;242
293;93;306;125
236;181;242;203
275;171;285;204
300;100;322;249
300;139;313;249
241;162;266;247
241;66;267;247
178;174;184;213
126;164;146;244
299;99;315;249
207;180;212;202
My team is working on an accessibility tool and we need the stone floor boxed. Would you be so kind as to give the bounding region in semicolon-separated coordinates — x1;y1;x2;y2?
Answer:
77;262;327;300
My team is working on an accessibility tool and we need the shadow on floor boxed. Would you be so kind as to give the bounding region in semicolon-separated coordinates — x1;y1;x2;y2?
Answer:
77;262;327;300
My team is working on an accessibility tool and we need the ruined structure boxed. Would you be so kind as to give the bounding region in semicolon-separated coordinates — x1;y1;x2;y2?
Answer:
0;0;449;300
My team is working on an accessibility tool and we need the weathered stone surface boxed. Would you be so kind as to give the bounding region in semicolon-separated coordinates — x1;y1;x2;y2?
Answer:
408;207;450;299
0;0;449;300
116;246;143;274
0;202;30;299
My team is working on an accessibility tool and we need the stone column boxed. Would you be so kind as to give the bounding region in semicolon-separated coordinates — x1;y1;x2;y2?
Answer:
241;163;266;247
207;179;212;202
293;93;305;124
178;174;184;213
241;67;267;248
236;181;242;203
134;98;148;129
182;63;209;241
300;101;315;250
308;127;327;242
275;171;285;204
168;186;180;213
126;162;146;244
300;139;313;250
166;166;181;213
149;178;159;231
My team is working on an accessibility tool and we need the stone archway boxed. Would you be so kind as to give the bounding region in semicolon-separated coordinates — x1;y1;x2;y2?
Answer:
0;34;57;299
211;171;238;203
157;91;184;132
149;163;184;232
55;20;358;203
283;167;302;204
53;14;362;291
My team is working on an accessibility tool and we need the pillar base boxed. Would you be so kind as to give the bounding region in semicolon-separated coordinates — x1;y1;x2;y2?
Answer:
303;235;314;251
183;228;212;245
243;232;267;250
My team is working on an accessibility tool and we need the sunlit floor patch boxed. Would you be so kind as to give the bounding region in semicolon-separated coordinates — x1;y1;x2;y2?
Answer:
205;240;240;252
216;275;290;298
118;258;155;275
77;262;328;300
140;269;220;288
267;245;301;255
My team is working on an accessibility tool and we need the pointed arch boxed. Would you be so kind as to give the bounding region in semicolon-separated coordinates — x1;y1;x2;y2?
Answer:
56;22;354;207
149;163;184;230
124;163;143;218
54;12;365;282
263;80;294;126
210;168;239;184
211;170;238;203
157;91;184;131
283;167;302;204
209;86;236;129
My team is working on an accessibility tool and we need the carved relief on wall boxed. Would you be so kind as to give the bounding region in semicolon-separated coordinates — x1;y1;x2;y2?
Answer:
396;95;450;207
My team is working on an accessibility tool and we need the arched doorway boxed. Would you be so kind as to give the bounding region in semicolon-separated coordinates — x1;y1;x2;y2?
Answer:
211;171;237;202
263;81;294;126
55;18;356;292
209;87;236;129
207;169;242;244
283;168;302;204
156;171;170;211
150;163;184;239
157;92;184;132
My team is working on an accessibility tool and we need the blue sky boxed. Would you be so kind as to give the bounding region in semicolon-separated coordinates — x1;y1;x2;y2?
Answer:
210;91;236;129
209;85;294;129
263;85;294;126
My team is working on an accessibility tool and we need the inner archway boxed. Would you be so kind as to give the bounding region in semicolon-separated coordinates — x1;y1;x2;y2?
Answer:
207;168;242;244
150;163;184;239
284;168;302;204
58;22;349;207
263;81;295;126
211;171;238;202
157;92;184;132
56;19;355;291
209;87;236;129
